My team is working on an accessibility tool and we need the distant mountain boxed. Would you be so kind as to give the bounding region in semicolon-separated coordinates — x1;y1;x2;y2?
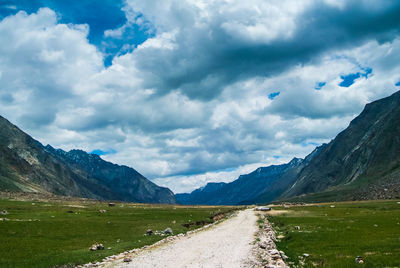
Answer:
249;146;325;204
175;182;226;204
4;90;400;205
281;90;400;201
178;90;400;204
175;151;322;205
0;116;176;204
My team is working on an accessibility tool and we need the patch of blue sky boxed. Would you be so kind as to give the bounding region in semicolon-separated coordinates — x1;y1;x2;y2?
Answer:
90;149;116;156
211;167;237;173
224;167;237;172
301;141;320;147
0;0;152;66
395;81;400;86
1;0;126;43
102;16;154;66
339;67;373;87
268;92;280;100
315;82;326;90
339;73;361;87
361;67;372;78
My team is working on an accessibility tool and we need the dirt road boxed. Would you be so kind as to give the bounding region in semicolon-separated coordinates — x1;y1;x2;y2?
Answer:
103;209;258;268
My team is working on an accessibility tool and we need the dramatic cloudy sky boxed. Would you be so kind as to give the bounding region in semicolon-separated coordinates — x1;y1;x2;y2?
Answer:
1;0;400;193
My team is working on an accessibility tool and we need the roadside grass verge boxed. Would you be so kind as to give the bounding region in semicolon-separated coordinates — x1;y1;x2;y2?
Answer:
0;198;237;268
267;200;400;267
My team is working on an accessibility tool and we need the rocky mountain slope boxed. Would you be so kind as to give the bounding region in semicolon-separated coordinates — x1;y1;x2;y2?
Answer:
178;90;400;204
175;152;321;205
282;90;400;201
0;116;175;204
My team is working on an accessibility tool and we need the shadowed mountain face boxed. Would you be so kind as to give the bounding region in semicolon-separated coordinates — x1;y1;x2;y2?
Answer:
175;182;227;205
177;90;400;204
175;147;324;205
0;116;176;204
175;152;322;205
282;90;400;201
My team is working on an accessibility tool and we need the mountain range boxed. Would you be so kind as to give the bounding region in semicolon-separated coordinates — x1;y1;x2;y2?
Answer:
177;90;400;205
0;116;175;204
1;90;400;205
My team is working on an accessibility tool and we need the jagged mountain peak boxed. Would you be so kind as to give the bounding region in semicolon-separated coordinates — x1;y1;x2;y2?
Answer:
0;117;176;204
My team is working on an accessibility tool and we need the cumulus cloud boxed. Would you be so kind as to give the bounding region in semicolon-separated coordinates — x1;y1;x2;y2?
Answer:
1;2;400;193
0;8;103;124
120;0;400;100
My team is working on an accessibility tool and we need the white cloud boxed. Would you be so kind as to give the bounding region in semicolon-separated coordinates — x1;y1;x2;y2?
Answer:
0;8;103;127
1;3;400;194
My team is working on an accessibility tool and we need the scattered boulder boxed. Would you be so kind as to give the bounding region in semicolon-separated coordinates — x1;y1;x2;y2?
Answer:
146;229;153;235
182;223;192;228
280;251;289;260
269;249;279;255
1;210;8;215
355;256;364;264
123;257;132;263
271;253;281;260
108;203;116;207
258;242;267;249
98;210;107;213
90;243;104;251
255;207;271;211
66;210;74;213
330;205;335;208
211;212;225;221
303;253;310;257
195;220;206;226
276;235;285;239
294;226;301;230
163;227;173;235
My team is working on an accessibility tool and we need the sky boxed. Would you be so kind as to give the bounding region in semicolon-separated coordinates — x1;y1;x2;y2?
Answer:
1;0;400;194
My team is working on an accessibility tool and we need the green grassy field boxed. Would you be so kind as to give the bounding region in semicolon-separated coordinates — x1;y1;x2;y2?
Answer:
266;200;400;267
0;198;236;268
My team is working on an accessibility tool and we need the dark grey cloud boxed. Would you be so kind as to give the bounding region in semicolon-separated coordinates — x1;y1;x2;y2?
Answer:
125;0;400;101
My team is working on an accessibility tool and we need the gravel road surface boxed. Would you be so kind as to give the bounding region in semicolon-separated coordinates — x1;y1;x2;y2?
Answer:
104;209;258;268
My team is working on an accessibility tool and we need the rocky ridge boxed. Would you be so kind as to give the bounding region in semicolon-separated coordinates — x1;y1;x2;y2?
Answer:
0;116;175;204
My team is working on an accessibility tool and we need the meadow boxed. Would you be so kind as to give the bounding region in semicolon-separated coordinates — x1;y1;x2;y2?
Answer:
0;197;236;268
267;200;400;267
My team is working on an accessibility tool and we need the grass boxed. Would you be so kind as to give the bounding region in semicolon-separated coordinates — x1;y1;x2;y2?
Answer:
0;198;237;268
267;200;400;267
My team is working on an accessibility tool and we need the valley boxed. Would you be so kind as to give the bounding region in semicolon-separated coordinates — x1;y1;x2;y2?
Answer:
2;2;400;267
1;90;400;267
1;195;399;267
0;195;236;268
